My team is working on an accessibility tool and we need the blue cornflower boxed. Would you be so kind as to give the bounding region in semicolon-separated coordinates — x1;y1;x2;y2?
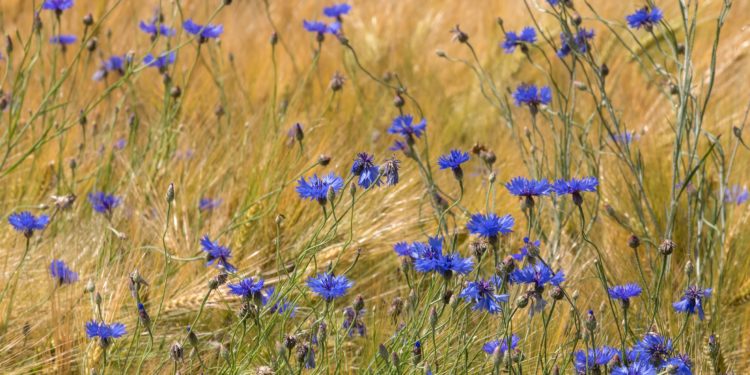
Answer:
673;285;712;320
459;276;509;314
296;172;345;203
513;84;552;109
49;259;78;285
85;321;127;344
510;263;564;287
612;131;638;144
87;192;121;215
634;333;673;365
608;283;642;308
323;3;351;19
42;0;74;12
612;360;657;375
381;157;400;186
394;242;416;258
466;213;514;239
627;7;663;30
183;19;223;42
143;52;176;71
512;237;539;261
93;55;126;81
307;272;353;301
8;211;49;237
662;355;692;375
114;138;127;150
546;0;561;5
50;35;77;45
724;185;749;205
438;149;470;180
261;287;296;316
303;20;341;37
351;153;381;189
388;115;427;141
413;237;444;273
199;197;222;211
505;177;551;199
574;346;618;374
437;252;474;275
342;306;366;336
301;344;316;368
227;277;265;300
200;235;236;273
139;20;176;37
482;335;520;355
502;27;536;53
557;29;595;58
553;176;598;205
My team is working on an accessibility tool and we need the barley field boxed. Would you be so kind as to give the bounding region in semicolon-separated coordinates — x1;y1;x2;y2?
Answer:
0;0;748;374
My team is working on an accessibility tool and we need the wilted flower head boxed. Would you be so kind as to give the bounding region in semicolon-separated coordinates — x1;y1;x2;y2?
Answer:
557;29;595;58
87;192;121;215
183;19;223;41
673;285;712;320
482;335;520;355
296;173;344;203
324;3;351;19
8;211;49;237
381;157;400;186
627;7;663;30
351;153;380;189
502;27;536;53
513;84;551;109
143;52;176;70
459;276;509;314
139;20;175;37
466;213;514;239
307;272;353;301
200;235;236;273
49;259;78;285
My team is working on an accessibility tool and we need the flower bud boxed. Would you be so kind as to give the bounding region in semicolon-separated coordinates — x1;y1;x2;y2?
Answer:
658;239;676;256
628;234;640;249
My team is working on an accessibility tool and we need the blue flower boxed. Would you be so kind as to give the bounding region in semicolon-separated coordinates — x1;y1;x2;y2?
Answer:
502;27;536;53
553;177;598;195
466;213;514;238
513;84;552;108
143;52;176;70
49;259;78;285
200;235;236;273
413;237;444;273
627;7;663;30
8;211;49;237
612;131;638;144
394;242;416;258
388;115;427;140
323;3;351;19
50;35;77;45
574;346;618;374
351;153;381;188
87;192;121;215
307;272;353;301
342;306;366;336
42;0;74;12
183;19;223;41
296;172;345;203
482;335;519;355
546;0;561;5
510;263;564;287
661;355;692;375
261;287;296;316
199;197;222;211
673;285;712;320
459;276;509;314
139;20;175;37
85;321;127;340
557;29;595;58
724;185;749;205
437;252;474;275
512;237;539;261
227;277;265;299
608;283;642;306
612;360;657;375
93;56;126;81
505;177;551;197
634;333;673;364
437;150;470;171
303;20;341;35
